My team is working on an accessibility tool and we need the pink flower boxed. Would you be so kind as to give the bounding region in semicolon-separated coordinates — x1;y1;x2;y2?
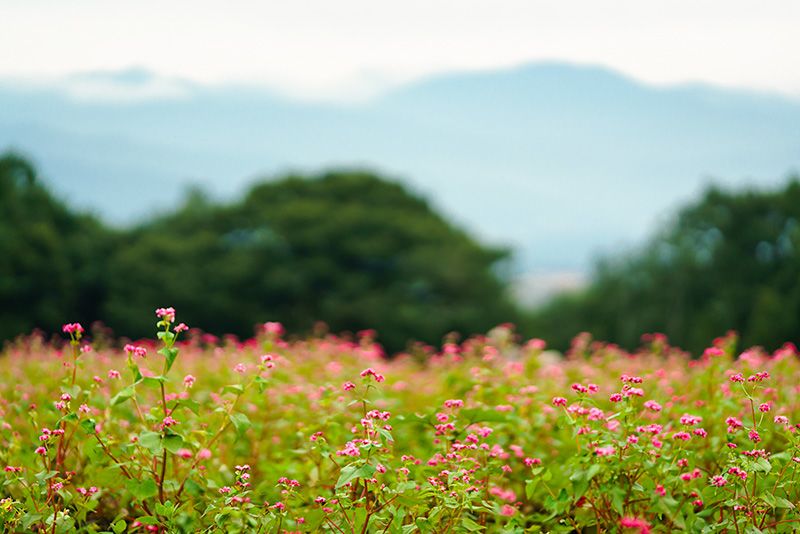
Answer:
35;446;47;455
269;501;285;511
263;321;285;336
679;414;702;426
727;467;747;480
729;373;744;383
359;368;385;383
342;381;356;391
155;307;176;323
748;430;761;443
710;475;727;487
621;375;643;384
197;448;212;460
336;441;361;457
571;383;588;394
610;393;623;402
759;403;771;413
125;344;147;358
725;417;743;432
524;457;542;467
176;448;193;459
108;369;121;379
526;338;546;351
594;445;616;457
62;323;84;335
500;504;516;516
552;397;567;407
174;323;189;333
655;484;666;496
623;386;644;397
444;399;464;409
748;371;770;382
774;415;789;424
183;374;196;388
643;400;662;412
620;516;650;533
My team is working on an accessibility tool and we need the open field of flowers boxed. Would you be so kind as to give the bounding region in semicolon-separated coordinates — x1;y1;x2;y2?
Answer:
2;310;800;532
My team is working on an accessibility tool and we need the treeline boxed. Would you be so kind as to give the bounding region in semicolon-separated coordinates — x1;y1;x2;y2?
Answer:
4;151;800;354
0;153;519;351
531;177;800;354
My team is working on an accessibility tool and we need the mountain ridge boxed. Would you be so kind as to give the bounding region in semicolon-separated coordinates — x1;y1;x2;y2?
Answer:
1;61;798;274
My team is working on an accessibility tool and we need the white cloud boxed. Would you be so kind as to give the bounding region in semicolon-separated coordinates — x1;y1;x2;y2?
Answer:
2;0;798;100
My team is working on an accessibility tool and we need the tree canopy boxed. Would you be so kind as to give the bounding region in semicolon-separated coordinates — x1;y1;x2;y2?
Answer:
0;153;111;341
530;178;800;354
0;154;519;351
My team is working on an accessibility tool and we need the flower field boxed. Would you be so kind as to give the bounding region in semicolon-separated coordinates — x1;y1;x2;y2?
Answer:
2;311;800;533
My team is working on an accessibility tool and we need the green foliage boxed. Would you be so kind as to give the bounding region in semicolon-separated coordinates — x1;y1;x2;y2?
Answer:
0;152;111;341
531;178;800;353
4;317;800;532
0;154;517;351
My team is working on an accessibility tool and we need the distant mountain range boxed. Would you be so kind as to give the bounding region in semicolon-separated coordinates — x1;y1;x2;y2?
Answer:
1;62;799;284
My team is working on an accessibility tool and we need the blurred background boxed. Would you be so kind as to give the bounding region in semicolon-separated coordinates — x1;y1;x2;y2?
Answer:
1;1;799;353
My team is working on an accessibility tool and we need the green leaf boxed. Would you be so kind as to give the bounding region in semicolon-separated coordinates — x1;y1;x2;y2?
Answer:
135;515;160;525
127;479;158;501
157;331;175;344
128;364;143;382
525;479;539;499
112;519;127;534
229;413;251;436
184;478;203;497
336;463;376;488
254;375;269;393
111;385;135;406
460;408;509;423
58;412;79;425
141;376;168;387
158;347;179;373
377;427;394;443
397;481;417;492
222;384;245;395
138;431;163;454
753;457;772;473
155;500;175;517
584;463;602;481
163;434;184;454
80;419;97;435
460;517;483;532
21;513;43;530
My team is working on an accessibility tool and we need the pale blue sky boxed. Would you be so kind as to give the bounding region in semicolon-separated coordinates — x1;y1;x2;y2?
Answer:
2;0;798;101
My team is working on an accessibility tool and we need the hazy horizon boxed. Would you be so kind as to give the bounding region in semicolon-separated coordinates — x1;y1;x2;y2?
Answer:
3;1;799;100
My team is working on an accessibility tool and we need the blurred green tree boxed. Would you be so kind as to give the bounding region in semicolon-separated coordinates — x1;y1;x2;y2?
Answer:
101;171;519;350
529;178;800;354
0;153;111;341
